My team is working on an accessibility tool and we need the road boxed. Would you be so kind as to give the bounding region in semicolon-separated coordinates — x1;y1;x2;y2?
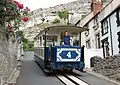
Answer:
16;51;117;85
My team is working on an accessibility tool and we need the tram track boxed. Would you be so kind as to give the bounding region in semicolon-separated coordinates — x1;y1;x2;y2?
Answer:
56;72;89;85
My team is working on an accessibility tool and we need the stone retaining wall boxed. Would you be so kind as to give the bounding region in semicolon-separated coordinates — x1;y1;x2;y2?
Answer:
0;29;21;85
93;55;120;81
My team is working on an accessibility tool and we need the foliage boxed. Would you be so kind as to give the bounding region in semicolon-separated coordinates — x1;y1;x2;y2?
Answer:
23;43;28;51
0;0;30;32
26;41;34;51
24;41;34;51
52;18;60;24
16;30;24;38
15;30;33;51
57;9;69;20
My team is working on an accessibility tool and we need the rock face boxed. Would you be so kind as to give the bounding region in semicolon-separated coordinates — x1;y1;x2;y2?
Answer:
31;0;91;16
93;54;120;81
0;28;21;85
22;0;112;41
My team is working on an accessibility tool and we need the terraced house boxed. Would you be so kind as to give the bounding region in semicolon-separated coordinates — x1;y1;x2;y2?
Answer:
76;0;120;58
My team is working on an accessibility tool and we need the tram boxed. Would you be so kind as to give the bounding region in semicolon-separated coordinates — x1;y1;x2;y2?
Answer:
34;25;88;73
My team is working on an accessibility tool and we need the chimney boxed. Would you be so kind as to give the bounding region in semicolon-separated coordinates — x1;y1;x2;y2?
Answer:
91;0;102;15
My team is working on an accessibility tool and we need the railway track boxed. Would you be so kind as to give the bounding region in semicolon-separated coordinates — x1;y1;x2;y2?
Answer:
56;72;89;85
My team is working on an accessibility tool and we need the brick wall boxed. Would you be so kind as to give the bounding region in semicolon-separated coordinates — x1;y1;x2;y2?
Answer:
91;0;103;15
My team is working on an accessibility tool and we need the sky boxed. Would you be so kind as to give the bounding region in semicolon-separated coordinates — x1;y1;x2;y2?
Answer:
16;0;77;11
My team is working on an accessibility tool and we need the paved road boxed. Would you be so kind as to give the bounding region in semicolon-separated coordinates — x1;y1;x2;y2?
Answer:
16;51;117;85
16;51;63;85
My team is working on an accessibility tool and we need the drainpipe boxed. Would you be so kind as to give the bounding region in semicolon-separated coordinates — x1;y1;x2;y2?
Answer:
109;17;113;55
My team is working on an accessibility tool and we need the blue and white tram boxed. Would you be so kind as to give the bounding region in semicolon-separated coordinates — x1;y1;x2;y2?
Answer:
34;25;88;73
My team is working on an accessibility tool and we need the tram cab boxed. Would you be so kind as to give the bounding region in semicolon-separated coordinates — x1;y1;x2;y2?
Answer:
34;25;88;73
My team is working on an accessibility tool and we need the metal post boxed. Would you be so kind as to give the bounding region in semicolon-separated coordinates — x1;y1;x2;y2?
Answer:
81;45;85;63
79;32;81;46
44;31;47;67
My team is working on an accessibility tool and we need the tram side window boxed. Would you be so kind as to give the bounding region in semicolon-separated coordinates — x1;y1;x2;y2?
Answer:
43;35;57;46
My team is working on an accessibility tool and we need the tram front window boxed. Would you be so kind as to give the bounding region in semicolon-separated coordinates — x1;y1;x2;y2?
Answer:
46;41;54;47
43;35;57;47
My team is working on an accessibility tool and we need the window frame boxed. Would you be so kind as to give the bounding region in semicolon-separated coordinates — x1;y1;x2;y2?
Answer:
86;39;91;49
94;16;99;27
101;19;108;36
116;9;120;27
95;33;101;49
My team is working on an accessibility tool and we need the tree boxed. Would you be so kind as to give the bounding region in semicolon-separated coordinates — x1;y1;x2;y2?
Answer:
16;31;24;38
57;9;69;23
15;31;29;50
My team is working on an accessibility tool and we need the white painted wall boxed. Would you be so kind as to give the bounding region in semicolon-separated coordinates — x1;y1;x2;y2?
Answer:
81;19;101;49
100;0;120;21
79;0;120;57
99;1;120;56
84;48;103;68
110;12;120;55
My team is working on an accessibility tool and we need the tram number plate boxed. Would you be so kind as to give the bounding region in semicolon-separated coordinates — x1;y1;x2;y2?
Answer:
59;51;78;59
67;52;71;58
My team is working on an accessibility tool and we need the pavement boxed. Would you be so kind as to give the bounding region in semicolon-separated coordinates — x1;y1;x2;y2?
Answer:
84;68;120;85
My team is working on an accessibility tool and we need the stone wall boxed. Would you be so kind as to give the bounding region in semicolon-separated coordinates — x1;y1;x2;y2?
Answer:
93;55;120;81
0;28;21;85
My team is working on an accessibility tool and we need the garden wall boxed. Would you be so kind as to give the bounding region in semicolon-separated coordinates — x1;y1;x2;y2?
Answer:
0;28;21;85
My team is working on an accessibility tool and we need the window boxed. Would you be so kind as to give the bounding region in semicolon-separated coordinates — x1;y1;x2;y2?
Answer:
94;16;99;26
86;39;91;49
116;9;120;27
117;31;120;53
43;35;57;41
95;33;100;49
93;16;99;30
102;38;109;58
101;19;108;35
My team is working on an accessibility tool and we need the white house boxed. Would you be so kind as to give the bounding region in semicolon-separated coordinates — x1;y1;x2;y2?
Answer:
99;0;120;56
76;0;120;58
76;0;102;49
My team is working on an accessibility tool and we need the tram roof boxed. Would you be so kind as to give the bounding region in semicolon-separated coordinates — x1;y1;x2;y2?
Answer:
35;25;88;39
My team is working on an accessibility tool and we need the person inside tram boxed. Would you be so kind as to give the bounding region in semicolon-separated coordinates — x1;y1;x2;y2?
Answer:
62;31;71;45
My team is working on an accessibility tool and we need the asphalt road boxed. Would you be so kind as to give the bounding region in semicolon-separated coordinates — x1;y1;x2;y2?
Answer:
16;51;63;85
16;51;117;85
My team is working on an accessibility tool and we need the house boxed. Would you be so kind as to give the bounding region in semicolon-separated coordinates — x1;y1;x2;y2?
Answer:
99;0;120;57
76;0;120;58
76;0;102;49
